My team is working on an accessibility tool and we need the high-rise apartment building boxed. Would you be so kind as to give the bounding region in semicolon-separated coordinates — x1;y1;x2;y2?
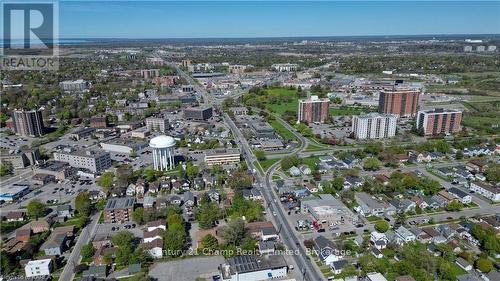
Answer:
352;113;397;140
297;96;329;124
416;108;462;136
145;116;169;133
12;109;45;137
378;89;420;117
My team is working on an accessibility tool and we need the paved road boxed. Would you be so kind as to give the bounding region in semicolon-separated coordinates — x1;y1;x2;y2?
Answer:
225;113;325;281
59;211;101;281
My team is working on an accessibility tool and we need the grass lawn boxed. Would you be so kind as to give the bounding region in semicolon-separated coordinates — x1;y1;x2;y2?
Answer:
366;216;382;222
253;161;264;175
269;119;298;141
305;142;327;152
259;158;280;172
301;156;319;171
265;88;299;114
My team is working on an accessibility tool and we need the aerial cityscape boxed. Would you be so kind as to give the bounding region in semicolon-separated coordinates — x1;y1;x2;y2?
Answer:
0;1;499;281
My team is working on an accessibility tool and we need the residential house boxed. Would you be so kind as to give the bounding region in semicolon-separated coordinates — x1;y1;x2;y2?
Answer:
304;182;318;193
143;229;163;243
410;196;428;209
455;257;472;271
5;211;26;222
289;166;301;176
25;259;53;278
169;195;182;206
258;240;275;255
355;192;393;217
299;165;311;175
394;226;416;244
146;219;166;232
40;232;67;256
261;226;279;241
466;159;489;173
56;205;73;218
421;227;447;244
183;191;196;207
371;247;384;258
370;232;388;250
242;187;263;200
331;260;349;275
144;238;163;259
390;199;416;213
344;176;364;189
31;219;50;233
447;187;472;204
206;189;220;203
143;196;155;209
470;182;500;202
313;235;343;265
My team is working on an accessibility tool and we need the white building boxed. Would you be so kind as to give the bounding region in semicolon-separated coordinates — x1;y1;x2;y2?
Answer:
145;116;169;133
53;149;111;173
352;113;397;140
271;63;298;72
59;79;88;91
470;182;500;202
25;259;53;278
150;135;176;171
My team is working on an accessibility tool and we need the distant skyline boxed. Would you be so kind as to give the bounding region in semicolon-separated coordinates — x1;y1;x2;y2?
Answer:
59;1;500;38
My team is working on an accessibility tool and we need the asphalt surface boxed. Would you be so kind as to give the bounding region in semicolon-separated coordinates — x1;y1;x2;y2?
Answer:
59;211;101;281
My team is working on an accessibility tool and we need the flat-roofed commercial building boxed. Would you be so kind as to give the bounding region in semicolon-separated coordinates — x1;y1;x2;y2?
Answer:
298;95;329;124
184;106;213;120
59;79;88;91
378;89;420;117
12;108;45;137
100;138;147;154
145;116;169;132
0;148;40;169
25;259;53;278
53;149;111;173
204;149;241;166
352;113;397;140
416;108;462;136
104;197;135;223
34;161;76;180
220;255;288;281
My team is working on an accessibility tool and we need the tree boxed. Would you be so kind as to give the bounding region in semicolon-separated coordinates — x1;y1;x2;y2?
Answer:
81;242;95;260
186;162;199;179
75;192;92;216
197;199;221;229
200;234;219;251
254;150;266;161
163;228;186;257
375;220;390;233
363;157;381;171
280;155;300;170
331;176;344;191
485;163;500;182
27;199;47;219
167;213;185;232
132;207;145;225
446;200;464;211
112;230;134;247
475;258;493;272
0;161;14;177
97;171;114;192
222;219;246;245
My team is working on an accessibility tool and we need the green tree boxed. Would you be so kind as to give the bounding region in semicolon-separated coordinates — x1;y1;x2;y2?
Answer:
222;219;247;245
200;234;219;251
75;192;92;216
475;258;493;272
0;161;14;177
281;155;300;170
97;171;114;192
375;220;390;233
186;162;199;179
81;242;95;260
112;230;134;247
485;163;500;182
132;207;145;225
446;200;464;211
27;199;47;219
363;157;381;171
163;228;186;257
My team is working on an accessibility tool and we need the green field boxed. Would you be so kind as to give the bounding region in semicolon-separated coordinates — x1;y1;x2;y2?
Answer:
301;156;319;171
269;119;298;141
461;100;500;134
259;158;280;171
265;88;299;114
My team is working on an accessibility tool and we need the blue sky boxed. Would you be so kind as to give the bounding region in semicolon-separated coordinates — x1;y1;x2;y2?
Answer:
59;1;500;38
